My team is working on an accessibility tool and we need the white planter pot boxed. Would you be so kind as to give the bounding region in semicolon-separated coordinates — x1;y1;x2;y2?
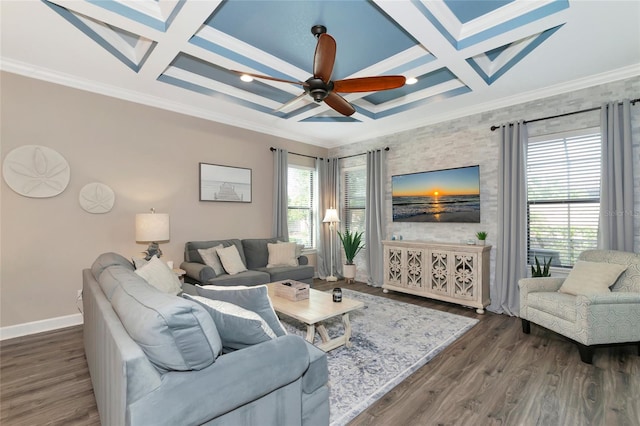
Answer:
343;264;356;281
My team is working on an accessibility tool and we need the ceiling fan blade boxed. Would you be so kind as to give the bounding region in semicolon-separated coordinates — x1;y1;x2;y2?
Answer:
333;76;406;93
230;70;306;86
324;92;356;116
274;92;307;112
313;34;336;83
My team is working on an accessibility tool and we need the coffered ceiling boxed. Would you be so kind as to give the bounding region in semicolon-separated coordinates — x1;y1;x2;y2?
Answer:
1;1;639;147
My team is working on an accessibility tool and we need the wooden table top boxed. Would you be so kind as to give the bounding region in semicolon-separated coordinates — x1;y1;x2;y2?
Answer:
267;282;364;325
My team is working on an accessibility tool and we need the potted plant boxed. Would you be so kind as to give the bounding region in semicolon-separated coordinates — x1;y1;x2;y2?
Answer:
531;256;552;277
337;229;365;282
475;231;488;245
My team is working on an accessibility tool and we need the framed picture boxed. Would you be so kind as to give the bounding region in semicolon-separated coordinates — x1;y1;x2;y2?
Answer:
199;163;252;203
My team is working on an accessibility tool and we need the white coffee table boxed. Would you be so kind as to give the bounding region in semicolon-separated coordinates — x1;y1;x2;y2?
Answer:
267;282;364;352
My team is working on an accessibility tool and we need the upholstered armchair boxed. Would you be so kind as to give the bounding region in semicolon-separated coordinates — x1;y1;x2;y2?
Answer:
519;249;640;363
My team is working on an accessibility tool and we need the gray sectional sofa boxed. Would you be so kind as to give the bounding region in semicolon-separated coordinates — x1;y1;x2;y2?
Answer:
181;238;314;291
83;252;329;426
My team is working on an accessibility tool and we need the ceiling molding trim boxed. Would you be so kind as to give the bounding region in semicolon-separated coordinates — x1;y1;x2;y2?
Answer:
344;64;640;147
85;0;168;31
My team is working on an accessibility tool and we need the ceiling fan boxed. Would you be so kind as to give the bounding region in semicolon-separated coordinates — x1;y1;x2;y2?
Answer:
232;25;406;117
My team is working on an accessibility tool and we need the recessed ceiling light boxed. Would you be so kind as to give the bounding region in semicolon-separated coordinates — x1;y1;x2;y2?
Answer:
406;77;418;85
240;74;254;82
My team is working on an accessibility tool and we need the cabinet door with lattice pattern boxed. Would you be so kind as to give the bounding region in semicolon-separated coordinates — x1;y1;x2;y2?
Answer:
452;252;478;301
429;251;450;295
405;248;425;289
385;246;404;287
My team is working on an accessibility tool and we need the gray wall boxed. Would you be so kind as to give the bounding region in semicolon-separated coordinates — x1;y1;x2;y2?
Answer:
331;77;640;298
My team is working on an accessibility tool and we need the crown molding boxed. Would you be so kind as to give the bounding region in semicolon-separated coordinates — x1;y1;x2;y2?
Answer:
2;58;637;149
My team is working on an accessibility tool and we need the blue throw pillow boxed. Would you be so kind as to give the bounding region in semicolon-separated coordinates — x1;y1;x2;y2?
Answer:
183;294;276;350
111;278;222;372
195;285;286;337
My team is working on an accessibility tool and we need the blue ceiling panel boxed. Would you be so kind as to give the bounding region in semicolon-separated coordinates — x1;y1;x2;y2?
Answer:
443;0;515;23
364;68;458;105
168;53;294;104
87;0;186;32
204;0;418;79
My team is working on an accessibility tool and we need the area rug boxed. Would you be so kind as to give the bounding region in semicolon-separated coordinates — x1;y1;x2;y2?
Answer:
279;289;479;426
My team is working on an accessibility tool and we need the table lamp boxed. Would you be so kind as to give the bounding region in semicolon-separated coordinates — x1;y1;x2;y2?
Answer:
136;208;170;260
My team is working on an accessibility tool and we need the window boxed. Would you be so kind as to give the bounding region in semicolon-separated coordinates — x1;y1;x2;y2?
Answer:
526;128;601;267
287;166;315;248
342;167;366;234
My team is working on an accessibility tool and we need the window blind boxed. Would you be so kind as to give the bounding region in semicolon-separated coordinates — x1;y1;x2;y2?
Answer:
526;129;601;267
287;166;315;248
342;167;366;233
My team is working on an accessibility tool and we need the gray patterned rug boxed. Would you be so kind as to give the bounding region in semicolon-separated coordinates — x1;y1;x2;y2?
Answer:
280;288;479;426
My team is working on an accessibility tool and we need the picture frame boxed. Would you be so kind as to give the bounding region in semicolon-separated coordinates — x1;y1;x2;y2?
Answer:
199;163;252;203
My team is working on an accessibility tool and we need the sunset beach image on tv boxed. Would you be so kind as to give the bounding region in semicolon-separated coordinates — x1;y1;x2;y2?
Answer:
392;165;480;223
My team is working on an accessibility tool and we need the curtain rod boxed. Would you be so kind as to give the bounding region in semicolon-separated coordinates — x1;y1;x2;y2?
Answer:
489;98;640;131
338;147;389;160
269;146;390;160
269;147;320;160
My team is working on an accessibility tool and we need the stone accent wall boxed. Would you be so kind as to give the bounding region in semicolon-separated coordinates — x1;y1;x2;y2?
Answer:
331;76;640;306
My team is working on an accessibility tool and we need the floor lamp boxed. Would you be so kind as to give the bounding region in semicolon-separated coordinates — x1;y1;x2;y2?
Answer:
323;208;340;282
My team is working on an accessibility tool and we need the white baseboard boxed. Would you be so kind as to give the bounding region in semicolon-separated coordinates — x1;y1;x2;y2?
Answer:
0;313;84;341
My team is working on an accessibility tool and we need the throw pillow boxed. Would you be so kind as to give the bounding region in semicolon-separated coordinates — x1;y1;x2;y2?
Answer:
216;245;247;275
267;242;298;267
277;240;304;258
183;294;276;350
134;255;182;295
111;280;222;372
558;260;628;296
132;257;148;270
195;284;286;336
198;245;225;276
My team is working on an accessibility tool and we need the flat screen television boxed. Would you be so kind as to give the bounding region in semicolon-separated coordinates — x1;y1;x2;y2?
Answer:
392;165;480;223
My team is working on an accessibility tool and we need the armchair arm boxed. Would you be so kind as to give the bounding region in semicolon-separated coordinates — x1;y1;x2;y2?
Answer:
180;261;215;283
518;277;565;293
578;292;640;306
129;335;310;425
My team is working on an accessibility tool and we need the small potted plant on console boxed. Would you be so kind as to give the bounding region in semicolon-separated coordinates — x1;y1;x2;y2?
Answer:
476;231;488;245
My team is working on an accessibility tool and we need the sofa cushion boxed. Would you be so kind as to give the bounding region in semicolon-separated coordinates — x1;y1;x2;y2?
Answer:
183;294;276;350
267;242;298;267
216;245;248;275
91;252;134;280
185;239;246;266
135;255;183;295
255;265;315;283
528;291;577;322
196;284;286;336
204;270;271;287
558;260;628;296
111;278;222;372
198;245;225;276
242;238;282;269
98;264;148;301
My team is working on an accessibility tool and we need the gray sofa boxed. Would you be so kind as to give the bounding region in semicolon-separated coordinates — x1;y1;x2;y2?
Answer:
181;238;314;290
83;252;329;426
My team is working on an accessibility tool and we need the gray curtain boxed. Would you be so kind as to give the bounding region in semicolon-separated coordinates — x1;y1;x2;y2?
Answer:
492;121;528;316
316;157;341;279
272;148;289;239
365;149;386;287
599;99;634;252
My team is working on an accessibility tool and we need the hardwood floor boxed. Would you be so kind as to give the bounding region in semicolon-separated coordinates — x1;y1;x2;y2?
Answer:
1;280;638;425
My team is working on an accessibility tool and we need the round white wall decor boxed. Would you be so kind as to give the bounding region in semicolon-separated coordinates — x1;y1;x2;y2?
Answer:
2;145;71;198
79;182;115;213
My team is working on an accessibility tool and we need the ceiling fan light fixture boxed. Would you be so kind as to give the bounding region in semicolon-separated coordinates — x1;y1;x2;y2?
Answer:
406;77;418;85
240;74;254;82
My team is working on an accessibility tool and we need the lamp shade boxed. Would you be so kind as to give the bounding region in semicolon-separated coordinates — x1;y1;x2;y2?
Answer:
135;212;170;242
322;208;340;223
